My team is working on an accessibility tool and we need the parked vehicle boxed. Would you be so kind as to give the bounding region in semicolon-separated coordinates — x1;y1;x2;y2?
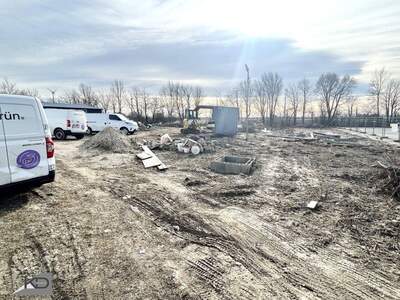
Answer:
44;108;87;140
0;95;55;189
86;113;139;135
42;102;103;114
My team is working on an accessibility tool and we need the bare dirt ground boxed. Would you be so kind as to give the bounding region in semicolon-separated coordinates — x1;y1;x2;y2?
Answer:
1;127;400;299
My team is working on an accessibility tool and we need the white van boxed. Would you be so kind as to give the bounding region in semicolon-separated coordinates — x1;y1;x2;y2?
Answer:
86;113;138;135
44;108;87;140
0;95;55;189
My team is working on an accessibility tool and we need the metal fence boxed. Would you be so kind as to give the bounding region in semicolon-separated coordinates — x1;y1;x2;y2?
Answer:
250;115;400;141
256;116;400;129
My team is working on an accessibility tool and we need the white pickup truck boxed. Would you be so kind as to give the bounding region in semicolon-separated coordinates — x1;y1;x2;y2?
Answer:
0;95;55;189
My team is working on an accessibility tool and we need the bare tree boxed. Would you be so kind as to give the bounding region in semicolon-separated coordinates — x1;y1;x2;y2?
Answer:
181;85;193;110
160;85;174;118
369;68;389;116
298;78;311;124
285;83;300;125
0;78;39;97
63;89;81;104
169;82;185;121
97;88;112;112
383;79;400;123
282;93;288;122
315;73;356;124
142;88;150;123
150;96;161;122
226;88;241;119
262;72;283;126
254;79;267;125
212;90;223;106
110;80;125;113
79;83;97;106
193;86;204;107
19;88;40;97
128;87;142;117
346;96;358;117
0;78;18;94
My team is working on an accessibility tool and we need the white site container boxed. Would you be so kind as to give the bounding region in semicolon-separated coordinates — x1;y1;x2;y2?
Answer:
390;123;399;132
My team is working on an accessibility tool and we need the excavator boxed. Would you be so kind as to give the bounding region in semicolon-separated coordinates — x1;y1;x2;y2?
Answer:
181;105;239;136
181;105;213;134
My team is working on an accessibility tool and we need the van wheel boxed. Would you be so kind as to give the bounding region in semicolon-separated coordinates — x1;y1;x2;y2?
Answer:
120;127;129;135
54;128;66;140
86;127;93;135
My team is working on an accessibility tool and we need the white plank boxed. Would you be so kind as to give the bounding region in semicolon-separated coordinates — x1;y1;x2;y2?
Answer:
137;152;153;160
143;156;162;168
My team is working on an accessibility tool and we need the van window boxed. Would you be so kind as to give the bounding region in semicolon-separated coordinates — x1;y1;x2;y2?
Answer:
109;114;121;121
1;103;42;137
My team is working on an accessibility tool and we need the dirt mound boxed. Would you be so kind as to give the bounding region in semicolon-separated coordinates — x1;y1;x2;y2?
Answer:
81;127;131;152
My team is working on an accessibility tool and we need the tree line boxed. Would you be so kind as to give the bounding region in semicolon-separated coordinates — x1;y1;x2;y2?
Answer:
1;67;399;125
60;80;206;123
224;71;356;127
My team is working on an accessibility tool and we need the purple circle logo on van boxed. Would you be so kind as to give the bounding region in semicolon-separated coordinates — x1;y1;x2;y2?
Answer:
17;150;41;169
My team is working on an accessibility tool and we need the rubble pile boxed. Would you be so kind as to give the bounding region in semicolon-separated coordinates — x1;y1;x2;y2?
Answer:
81;127;131;153
141;133;216;155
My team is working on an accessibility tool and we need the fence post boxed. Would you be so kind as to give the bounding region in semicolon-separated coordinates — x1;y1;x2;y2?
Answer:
363;117;366;133
380;117;385;138
372;119;376;136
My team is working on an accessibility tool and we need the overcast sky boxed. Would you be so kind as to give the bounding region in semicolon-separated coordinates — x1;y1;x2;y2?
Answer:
1;0;399;96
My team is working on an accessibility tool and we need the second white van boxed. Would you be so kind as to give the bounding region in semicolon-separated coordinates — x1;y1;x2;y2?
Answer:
86;113;138;135
44;108;88;140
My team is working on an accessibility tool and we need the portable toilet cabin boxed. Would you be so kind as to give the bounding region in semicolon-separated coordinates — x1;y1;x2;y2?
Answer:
212;106;239;136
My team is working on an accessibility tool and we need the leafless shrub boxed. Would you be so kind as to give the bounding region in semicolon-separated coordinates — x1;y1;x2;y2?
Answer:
315;73;355;124
110;80;125;113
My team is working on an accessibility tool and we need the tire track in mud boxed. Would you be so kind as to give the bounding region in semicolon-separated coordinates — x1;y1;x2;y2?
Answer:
50;153;201;299
111;159;400;299
1;154;103;299
5;136;395;299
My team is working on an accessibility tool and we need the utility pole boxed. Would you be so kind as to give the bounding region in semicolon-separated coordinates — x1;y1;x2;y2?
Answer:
48;89;57;103
245;64;250;141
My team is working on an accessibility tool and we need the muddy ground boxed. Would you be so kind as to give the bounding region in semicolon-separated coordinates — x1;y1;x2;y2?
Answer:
1;127;400;299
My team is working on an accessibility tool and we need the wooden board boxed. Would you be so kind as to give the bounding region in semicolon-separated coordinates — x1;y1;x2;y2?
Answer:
137;152;153;160
142;145;154;155
139;145;166;170
157;163;169;170
143;156;162;168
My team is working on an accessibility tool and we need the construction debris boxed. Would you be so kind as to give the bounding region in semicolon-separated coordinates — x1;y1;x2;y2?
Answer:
176;138;204;155
376;160;400;199
160;134;173;145
210;156;256;175
140;131;218;155
137;152;152;160
307;200;319;209
137;145;169;170
81;127;131;153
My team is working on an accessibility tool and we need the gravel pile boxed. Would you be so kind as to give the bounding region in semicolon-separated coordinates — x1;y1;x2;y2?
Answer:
81;127;130;153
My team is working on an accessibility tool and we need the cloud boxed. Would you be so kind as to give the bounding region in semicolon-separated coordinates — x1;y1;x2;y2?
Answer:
1;35;364;94
1;0;395;95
